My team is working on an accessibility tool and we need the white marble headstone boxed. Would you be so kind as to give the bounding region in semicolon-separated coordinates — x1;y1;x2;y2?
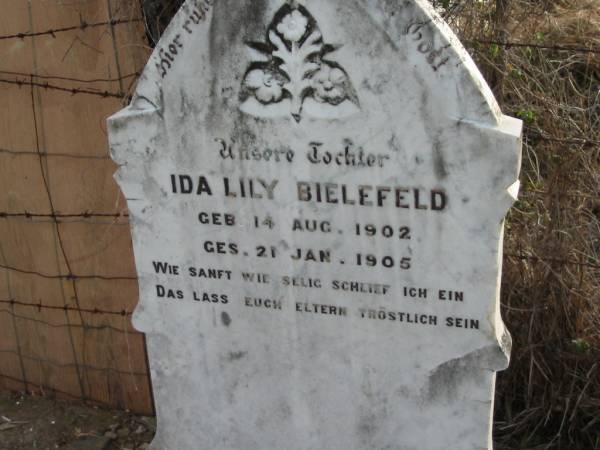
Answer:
108;1;522;448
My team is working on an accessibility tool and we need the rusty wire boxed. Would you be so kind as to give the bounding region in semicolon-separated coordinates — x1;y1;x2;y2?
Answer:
0;299;133;317
467;38;600;55
0;77;126;99
0;0;152;414
0;18;142;41
0;308;138;335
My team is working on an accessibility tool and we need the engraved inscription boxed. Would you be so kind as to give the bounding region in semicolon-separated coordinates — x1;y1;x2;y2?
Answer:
155;0;214;78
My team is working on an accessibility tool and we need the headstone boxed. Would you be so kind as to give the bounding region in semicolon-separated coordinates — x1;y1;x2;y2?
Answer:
108;1;522;449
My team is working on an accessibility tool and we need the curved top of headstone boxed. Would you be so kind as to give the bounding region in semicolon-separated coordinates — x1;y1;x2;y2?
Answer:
126;0;502;125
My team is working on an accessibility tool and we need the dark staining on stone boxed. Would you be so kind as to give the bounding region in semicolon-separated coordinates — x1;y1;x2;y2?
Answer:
422;346;510;403
388;133;401;152
133;94;160;113
432;138;448;180
361;78;383;96
227;350;247;361
216;0;269;51
231;115;254;141
221;311;232;327
227;117;259;154
365;9;399;51
466;132;490;162
412;69;429;125
357;413;378;441
153;367;165;379
178;89;197;118
363;70;395;96
423;357;477;403
206;0;270;122
277;401;292;420
109;119;125;132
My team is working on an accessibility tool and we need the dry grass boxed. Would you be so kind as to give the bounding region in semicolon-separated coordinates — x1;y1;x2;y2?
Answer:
442;1;600;448
141;0;185;45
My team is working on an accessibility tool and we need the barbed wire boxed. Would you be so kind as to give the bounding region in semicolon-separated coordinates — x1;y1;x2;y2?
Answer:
0;147;111;160
0;308;138;335
521;189;600;200
0;18;142;41
466;39;600;55
0;137;595;165
0;211;130;227
0;179;598;222
0;299;133;317
0;262;137;281
505;253;600;270
0;70;140;84
1;252;597;282
0;77;127;99
530;134;600;148
0;212;129;220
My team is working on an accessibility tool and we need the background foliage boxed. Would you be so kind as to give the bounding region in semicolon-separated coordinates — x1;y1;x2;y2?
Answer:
439;1;600;448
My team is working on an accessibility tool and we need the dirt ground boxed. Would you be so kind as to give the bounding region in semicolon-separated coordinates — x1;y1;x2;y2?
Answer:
0;391;155;450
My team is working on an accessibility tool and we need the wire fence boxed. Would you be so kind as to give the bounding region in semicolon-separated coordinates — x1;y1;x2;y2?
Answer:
0;0;153;414
0;18;142;41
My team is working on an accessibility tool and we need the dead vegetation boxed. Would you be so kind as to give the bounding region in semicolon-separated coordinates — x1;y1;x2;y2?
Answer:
141;0;185;45
439;1;600;448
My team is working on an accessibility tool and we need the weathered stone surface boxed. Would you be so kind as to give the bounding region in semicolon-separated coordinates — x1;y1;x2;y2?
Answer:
109;1;522;449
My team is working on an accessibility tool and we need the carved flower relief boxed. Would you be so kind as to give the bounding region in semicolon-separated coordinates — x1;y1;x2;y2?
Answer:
276;10;309;42
312;65;347;105
239;4;360;121
244;69;286;103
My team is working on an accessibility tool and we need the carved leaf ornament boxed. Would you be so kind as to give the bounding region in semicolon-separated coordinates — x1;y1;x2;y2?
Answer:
240;3;360;122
